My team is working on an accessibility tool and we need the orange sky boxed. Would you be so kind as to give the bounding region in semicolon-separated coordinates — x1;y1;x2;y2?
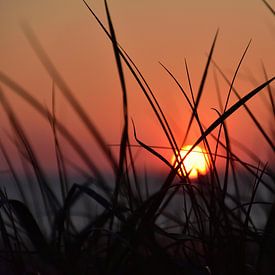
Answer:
0;0;274;175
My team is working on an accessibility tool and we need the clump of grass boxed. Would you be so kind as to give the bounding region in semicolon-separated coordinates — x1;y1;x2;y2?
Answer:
0;0;274;274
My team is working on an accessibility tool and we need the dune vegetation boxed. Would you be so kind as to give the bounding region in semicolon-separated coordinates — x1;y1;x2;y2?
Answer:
0;0;274;274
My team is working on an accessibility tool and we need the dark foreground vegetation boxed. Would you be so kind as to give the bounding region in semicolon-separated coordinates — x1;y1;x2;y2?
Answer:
0;1;274;274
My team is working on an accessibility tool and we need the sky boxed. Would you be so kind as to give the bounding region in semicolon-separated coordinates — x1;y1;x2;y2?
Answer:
0;0;274;175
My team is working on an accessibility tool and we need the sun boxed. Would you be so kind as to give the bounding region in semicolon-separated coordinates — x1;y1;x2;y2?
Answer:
171;145;209;179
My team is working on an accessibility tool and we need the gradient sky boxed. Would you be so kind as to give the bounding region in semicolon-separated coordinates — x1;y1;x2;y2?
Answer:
0;0;274;174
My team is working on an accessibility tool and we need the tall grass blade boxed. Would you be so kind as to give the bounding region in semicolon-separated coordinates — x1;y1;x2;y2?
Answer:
183;30;219;144
48;81;69;203
104;0;129;204
213;40;251;163
184;59;195;105
261;0;275;15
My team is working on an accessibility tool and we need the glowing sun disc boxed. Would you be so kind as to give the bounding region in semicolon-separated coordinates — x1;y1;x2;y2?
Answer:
171;145;209;179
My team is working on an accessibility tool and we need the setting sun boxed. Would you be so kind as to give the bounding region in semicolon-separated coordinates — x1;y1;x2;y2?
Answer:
171;145;209;179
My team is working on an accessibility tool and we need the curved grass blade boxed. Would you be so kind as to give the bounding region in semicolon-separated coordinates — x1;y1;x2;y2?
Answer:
132;120;174;170
213;40;251;163
104;0;129;205
184;59;195;105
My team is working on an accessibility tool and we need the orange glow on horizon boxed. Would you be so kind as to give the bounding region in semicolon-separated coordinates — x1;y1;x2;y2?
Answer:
171;145;209;179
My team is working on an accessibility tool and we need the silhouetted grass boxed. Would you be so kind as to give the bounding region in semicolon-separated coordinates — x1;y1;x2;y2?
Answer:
0;1;274;274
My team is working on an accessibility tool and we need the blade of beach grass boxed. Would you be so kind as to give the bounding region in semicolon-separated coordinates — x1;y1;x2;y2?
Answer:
159;62;194;112
21;23;119;175
48;81;69;204
104;0;129;202
0;72;111;196
182;30;219;145
182;33;224;194
212;60;275;151
132;119;193;208
132;120;175;170
47;82;72;242
158;62;208;178
212;67;229;202
261;62;275;118
184;59;196;106
212;108;241;210
213;67;224;112
261;0;275;15
213;40;251;163
103;1;136;243
221;39;251;112
211;109;231;199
